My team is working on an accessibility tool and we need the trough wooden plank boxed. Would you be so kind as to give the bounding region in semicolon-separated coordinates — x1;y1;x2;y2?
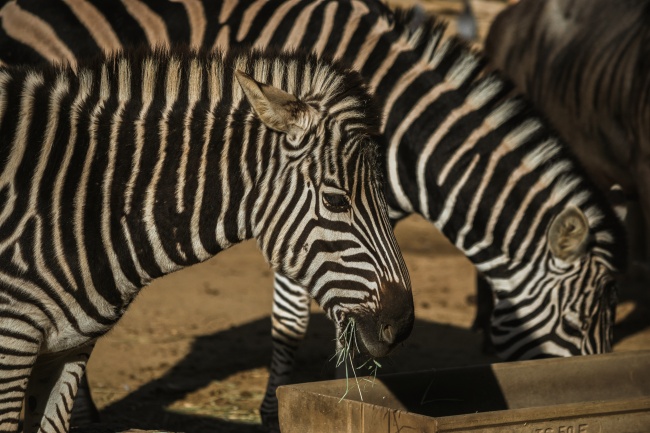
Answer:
277;351;650;433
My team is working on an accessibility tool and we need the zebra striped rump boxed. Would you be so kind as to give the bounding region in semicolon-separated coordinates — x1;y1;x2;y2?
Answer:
0;46;413;432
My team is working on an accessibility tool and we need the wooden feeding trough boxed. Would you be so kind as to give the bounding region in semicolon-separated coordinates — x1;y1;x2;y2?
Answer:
277;350;650;432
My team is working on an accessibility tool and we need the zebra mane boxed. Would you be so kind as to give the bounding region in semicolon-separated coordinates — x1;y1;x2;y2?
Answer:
10;45;382;140
388;7;626;263
392;8;484;70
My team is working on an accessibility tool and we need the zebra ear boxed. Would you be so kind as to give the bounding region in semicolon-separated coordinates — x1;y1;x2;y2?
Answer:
235;70;314;144
548;206;590;262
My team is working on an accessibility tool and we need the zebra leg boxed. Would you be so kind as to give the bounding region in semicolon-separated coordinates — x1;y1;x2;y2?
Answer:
471;274;495;355
260;274;311;431
0;322;40;432
333;324;347;379
23;344;94;433
70;372;100;426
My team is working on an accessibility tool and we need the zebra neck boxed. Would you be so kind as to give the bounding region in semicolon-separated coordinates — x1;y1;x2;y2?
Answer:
370;39;615;278
0;55;269;291
99;57;265;280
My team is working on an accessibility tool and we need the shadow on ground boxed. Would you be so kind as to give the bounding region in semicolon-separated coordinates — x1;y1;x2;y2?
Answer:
73;314;499;433
614;273;650;343
73;276;650;433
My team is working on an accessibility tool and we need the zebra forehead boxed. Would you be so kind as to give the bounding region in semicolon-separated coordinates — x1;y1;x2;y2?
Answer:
310;141;379;188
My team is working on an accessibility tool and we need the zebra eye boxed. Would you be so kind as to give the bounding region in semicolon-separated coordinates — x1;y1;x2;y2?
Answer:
323;193;350;212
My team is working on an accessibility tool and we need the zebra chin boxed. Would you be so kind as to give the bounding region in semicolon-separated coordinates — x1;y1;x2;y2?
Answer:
349;284;414;358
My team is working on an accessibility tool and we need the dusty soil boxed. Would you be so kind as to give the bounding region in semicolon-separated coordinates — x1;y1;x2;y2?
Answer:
85;215;650;433
79;1;650;432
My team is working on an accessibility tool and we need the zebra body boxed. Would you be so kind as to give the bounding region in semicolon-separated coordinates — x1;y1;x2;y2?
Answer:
485;0;649;272
0;0;627;427
0;46;413;432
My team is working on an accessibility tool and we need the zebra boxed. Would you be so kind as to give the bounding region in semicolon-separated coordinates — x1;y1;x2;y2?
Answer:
0;0;627;427
485;0;649;278
0;46;415;433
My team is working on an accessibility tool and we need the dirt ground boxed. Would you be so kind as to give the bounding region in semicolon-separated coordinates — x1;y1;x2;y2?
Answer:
80;1;650;432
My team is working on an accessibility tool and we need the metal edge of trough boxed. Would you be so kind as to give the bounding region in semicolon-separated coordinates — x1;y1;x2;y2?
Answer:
277;350;650;433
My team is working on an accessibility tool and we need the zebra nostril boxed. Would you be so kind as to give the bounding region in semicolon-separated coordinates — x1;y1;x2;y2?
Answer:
380;324;395;344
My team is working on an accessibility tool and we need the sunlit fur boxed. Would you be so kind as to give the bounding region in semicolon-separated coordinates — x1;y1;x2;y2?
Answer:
0;46;412;432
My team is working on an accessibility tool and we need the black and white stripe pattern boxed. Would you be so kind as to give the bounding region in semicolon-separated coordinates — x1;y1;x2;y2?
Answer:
0;46;413;432
0;0;627;427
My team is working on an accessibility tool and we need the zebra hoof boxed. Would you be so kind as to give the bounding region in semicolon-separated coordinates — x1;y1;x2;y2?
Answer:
261;412;280;433
71;375;101;427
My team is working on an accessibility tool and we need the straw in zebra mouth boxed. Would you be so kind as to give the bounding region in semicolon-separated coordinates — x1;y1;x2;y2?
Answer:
331;319;382;402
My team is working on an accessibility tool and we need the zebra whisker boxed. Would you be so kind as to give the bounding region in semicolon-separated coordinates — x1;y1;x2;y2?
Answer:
336;319;361;402
333;318;382;402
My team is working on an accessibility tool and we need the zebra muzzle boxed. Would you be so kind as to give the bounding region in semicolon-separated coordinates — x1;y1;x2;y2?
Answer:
353;314;413;358
352;284;414;358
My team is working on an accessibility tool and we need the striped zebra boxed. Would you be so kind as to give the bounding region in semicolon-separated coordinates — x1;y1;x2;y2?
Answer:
485;0;649;276
0;46;414;433
0;0;627;428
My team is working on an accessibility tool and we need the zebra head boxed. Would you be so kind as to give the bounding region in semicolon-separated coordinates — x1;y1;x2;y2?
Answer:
487;204;622;360
235;57;414;358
